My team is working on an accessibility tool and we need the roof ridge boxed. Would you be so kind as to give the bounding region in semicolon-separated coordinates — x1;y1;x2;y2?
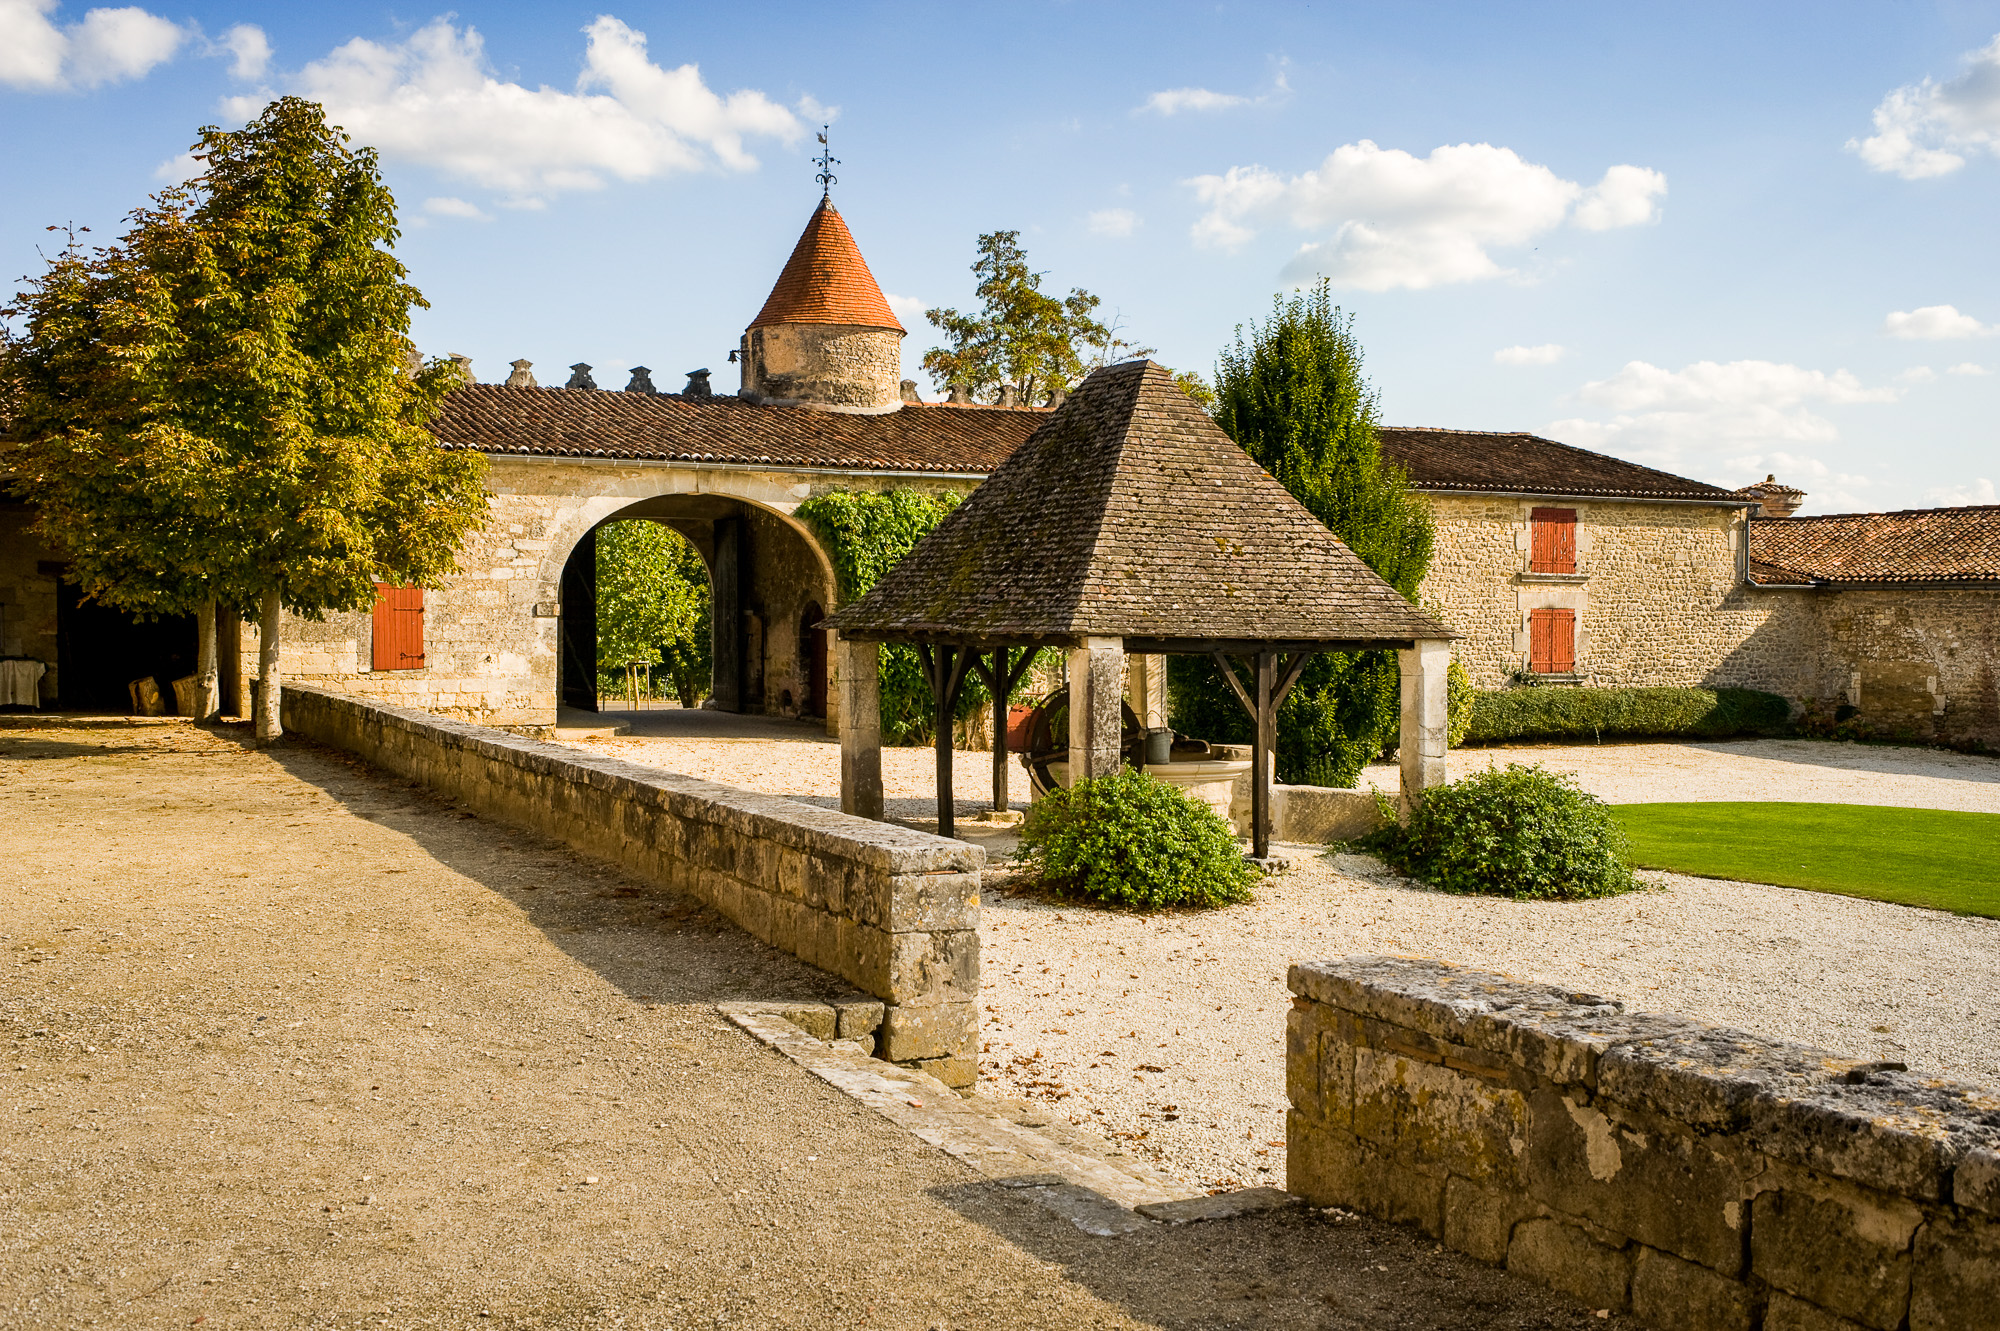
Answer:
1760;504;2000;521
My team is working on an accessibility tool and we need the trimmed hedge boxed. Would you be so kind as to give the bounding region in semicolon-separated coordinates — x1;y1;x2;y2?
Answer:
1465;685;1791;745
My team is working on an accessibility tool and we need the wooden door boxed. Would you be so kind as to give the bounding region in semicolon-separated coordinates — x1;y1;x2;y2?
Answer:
1528;607;1575;674
371;584;425;671
801;602;828;718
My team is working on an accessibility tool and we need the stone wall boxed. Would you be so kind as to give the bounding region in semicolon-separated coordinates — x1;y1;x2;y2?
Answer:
740;323;904;414
280;684;983;1085
1422;495;1813;695
0;502;60;702
1287;956;1999;1330
1808;588;2000;747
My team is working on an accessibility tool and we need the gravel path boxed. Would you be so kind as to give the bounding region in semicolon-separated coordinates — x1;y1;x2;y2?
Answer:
570;717;2000;1195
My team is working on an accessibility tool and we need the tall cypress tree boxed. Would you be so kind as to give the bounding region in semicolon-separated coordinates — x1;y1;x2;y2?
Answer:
1169;282;1436;786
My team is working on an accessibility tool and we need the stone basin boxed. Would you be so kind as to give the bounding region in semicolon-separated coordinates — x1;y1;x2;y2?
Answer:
1040;755;1253;824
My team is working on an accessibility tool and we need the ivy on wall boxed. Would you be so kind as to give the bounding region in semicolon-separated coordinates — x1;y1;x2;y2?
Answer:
797;488;1053;746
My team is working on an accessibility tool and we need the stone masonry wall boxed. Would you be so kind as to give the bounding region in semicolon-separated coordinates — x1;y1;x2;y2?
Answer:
1421;495;1815;696
743;323;903;413
1288;956;2000;1330
281;684;983;1086
1809;588;2000;747
0;503;60;702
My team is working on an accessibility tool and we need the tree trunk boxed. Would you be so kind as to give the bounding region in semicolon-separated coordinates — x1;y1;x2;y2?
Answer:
194;596;221;720
255;589;283;744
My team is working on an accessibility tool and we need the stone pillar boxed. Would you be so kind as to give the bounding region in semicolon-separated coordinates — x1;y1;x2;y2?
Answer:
839;638;884;820
1398;640;1450;811
1129;653;1168;731
1067;636;1125;784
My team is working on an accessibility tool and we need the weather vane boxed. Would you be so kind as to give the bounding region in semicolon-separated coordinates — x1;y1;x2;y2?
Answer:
814;125;838;197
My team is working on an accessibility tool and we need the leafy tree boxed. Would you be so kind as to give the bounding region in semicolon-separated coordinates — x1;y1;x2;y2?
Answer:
594;520;711;708
1169;282;1437;786
2;97;486;741
921;231;1153;405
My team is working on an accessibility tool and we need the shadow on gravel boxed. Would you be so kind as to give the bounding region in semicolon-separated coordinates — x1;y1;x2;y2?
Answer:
263;737;864;1013
933;1180;1626;1331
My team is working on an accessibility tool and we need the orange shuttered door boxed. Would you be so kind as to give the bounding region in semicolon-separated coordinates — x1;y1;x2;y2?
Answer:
1528;607;1575;674
371;584;426;671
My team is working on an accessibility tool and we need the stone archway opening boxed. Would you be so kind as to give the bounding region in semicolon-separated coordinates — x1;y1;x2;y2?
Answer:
552;492;837;726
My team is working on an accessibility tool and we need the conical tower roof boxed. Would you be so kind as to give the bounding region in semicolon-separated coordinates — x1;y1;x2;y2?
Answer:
749;198;903;333
825;360;1454;646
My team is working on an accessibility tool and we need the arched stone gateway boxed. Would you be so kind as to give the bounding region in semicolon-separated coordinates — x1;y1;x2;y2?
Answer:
258;195;1047;731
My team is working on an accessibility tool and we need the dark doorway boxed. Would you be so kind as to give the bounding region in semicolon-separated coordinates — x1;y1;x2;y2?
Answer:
711;514;749;713
559;527;598;712
800;602;827;718
53;582;197;712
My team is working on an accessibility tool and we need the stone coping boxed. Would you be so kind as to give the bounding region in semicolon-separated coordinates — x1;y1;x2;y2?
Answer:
284;684;981;878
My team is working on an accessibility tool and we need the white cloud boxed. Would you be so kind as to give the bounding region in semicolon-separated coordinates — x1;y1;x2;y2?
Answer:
1495;343;1566;366
1142;87;1250;115
885;293;929;328
1927;477;1996;506
1572;164;1668;230
1948;362;1993;376
1188;141;1665;290
1897;365;1938;383
1087;207;1139;238
0;0;186;90
423;195;487;220
251;16;801;202
1849;34;2000;179
1883;304;1996;339
1549;359;1898;496
216;23;268;80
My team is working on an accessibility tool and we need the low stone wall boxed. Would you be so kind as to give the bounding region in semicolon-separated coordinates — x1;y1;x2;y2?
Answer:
1287;956;1999;1330
281;685;982;1085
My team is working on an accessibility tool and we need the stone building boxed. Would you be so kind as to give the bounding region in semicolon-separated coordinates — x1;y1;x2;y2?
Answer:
3;195;1995;748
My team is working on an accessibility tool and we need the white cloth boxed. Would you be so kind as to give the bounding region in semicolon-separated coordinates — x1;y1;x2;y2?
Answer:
0;659;46;707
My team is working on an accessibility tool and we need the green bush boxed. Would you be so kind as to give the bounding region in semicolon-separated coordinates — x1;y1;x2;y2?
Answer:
1465;685;1791;745
1019;769;1257;911
1369;763;1635;900
1446;659;1475;748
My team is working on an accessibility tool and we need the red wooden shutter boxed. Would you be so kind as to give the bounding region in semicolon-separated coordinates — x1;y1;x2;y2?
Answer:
1528;608;1576;673
1530;508;1577;573
371;584;425;671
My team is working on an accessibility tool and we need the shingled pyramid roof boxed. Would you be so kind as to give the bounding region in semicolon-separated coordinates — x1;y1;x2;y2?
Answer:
748;198;903;333
825;360;1454;648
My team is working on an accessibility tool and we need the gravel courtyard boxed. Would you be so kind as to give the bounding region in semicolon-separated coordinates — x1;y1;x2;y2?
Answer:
575;712;2000;1191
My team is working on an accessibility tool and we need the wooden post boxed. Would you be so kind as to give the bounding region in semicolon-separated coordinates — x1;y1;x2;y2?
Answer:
989;647;1011;814
931;644;955;838
1252;650;1275;860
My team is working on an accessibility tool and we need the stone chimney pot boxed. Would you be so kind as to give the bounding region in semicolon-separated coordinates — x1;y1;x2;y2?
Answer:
998;383;1017;408
1738;473;1807;519
624;366;658;395
684;368;713;400
900;379;923;405
946;382;970;405
505;359;538;389
565;363;597;390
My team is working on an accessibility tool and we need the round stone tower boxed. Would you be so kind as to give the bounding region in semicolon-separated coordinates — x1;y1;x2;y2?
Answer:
738;197;905;414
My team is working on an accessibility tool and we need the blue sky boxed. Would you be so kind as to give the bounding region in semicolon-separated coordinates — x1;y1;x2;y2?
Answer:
5;1;1999;514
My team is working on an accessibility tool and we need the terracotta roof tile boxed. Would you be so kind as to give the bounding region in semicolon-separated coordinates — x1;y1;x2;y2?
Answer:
1749;506;2000;585
825;361;1455;647
1377;427;1741;502
748;199;902;332
427;383;1042;473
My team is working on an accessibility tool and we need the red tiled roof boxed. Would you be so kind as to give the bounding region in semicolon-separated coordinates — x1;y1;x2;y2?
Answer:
1748;506;2000;585
748;199;903;332
427;383;1043;473
1377;427;1742;502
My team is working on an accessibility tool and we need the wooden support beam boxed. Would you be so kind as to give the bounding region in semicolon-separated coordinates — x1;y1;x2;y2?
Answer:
1251;650;1275;860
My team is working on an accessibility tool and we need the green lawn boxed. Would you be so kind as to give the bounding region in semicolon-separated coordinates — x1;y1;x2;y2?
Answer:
1612;802;2000;919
